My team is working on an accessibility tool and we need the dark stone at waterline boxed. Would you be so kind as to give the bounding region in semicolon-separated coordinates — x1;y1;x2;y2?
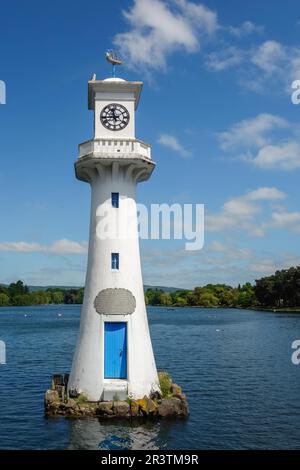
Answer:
158;397;189;417
97;401;114;416
113;401;130;417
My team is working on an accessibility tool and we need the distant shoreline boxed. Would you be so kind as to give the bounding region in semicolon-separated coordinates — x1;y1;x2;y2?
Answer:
1;304;300;314
150;305;300;313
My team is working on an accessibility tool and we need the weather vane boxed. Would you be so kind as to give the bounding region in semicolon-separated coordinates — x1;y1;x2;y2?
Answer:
105;50;123;78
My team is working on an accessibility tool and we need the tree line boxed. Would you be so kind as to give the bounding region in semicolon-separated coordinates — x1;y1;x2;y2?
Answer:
1;266;300;309
0;281;84;307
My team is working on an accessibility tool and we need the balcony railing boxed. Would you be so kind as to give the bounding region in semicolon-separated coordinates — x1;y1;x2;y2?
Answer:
78;139;151;160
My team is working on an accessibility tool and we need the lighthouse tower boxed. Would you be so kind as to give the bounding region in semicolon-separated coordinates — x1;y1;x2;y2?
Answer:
68;70;160;401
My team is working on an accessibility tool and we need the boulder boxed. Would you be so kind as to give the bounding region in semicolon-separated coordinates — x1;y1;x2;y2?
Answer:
137;396;158;415
45;389;59;404
171;383;182;396
136;397;148;413
44;389;61;414
130;400;140;417
97;401;114;416
77;403;97;415
158;397;188;417
64;399;77;410
181;400;189;416
144;397;158;415
173;392;187;401
113;401;130;417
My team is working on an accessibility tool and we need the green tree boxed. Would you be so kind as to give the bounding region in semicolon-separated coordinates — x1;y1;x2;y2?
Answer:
75;288;84;304
51;291;64;304
0;293;9;306
199;291;219;307
159;292;172;306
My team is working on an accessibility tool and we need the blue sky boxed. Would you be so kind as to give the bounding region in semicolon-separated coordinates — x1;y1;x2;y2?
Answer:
1;0;300;288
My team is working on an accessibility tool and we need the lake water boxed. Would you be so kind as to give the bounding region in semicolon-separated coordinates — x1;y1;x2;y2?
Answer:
0;305;299;449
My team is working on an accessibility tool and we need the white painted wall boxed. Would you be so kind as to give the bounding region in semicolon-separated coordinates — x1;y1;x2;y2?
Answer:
94;98;135;139
68;163;160;400
68;78;159;401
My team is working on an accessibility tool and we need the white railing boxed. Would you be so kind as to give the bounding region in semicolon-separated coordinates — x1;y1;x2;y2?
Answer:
78;139;151;160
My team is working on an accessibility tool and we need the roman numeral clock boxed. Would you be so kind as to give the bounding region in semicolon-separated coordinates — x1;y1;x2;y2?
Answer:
100;103;130;131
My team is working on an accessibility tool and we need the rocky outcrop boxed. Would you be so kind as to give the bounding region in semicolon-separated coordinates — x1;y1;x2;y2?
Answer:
44;372;189;419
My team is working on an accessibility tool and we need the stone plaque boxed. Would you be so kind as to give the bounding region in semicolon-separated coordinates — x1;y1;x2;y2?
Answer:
94;288;136;315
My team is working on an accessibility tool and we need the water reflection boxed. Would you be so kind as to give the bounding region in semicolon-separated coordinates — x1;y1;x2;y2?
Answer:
67;418;175;450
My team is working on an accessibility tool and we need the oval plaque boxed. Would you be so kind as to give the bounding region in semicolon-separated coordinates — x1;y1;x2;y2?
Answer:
94;288;136;315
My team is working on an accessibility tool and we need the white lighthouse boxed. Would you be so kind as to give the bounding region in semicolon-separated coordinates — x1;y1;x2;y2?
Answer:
68;66;160;402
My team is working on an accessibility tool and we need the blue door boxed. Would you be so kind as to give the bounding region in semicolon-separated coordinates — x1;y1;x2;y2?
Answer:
104;322;127;379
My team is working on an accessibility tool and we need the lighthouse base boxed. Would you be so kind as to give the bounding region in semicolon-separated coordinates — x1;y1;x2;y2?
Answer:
44;372;189;419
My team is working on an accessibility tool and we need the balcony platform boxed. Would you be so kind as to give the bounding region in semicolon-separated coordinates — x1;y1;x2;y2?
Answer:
75;138;155;183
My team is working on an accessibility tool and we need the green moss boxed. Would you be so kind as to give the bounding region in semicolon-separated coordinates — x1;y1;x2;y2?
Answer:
158;371;173;398
126;394;133;405
74;394;88;404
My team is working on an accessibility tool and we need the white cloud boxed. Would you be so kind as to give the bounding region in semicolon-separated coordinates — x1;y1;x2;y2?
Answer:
114;0;218;71
252;141;300;170
264;211;300;234
0;242;42;253
210;240;252;260
246;187;286;201
218;114;300;171
142;240;300;288
0;239;88;255
227;20;264;38
157;133;191;157
218;113;288;150
270;211;300;226
206;39;300;93
251;40;286;73
206;186;286;233
206;46;244;71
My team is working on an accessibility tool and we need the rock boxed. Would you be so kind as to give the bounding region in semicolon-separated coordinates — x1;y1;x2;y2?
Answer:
45;373;189;420
150;390;161;400
136;396;158;415
51;374;64;390
97;401;114;416
77;402;97;415
145;397;158;414
77;404;89;415
181;400;189;416
45;389;59;404
171;383;182;396
65;399;77;409
113;401;130;417
130;400;140;417
136;398;148;413
44;389;61;414
173;392;186;401
158;397;188;417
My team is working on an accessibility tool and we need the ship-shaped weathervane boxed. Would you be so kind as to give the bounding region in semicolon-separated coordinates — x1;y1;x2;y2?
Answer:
105;50;123;77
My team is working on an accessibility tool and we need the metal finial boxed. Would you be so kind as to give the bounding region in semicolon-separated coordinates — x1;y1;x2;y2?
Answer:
105;50;123;78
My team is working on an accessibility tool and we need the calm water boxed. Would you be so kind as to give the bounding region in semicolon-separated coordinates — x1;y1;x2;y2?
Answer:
0;305;300;449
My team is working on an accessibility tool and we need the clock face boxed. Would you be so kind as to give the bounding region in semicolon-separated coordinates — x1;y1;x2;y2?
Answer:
100;103;130;131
